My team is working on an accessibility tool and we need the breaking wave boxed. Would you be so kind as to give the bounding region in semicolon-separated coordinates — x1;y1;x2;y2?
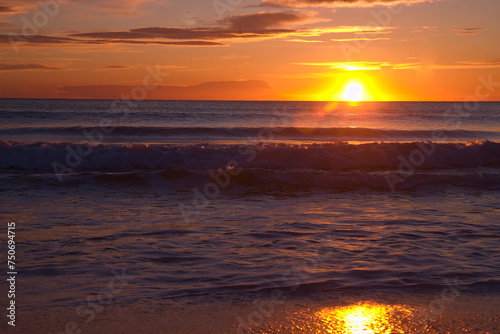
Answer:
1;139;500;190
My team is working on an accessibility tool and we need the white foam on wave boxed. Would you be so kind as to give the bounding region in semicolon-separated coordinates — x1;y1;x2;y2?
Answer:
1;138;499;172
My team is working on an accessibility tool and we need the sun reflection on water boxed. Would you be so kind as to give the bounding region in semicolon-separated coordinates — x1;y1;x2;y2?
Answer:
317;302;414;334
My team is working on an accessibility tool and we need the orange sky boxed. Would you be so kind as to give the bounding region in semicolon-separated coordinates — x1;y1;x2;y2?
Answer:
1;0;500;101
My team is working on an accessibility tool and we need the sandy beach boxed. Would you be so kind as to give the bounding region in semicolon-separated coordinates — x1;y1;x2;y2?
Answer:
4;295;498;333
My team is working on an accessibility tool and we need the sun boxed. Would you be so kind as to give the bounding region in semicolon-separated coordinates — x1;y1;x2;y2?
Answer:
325;76;376;103
343;82;363;102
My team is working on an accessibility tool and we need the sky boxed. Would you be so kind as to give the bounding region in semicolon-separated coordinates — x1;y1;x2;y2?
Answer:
0;0;499;101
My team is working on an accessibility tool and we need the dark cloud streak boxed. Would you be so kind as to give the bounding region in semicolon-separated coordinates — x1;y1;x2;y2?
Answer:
451;27;487;35
0;12;310;48
0;6;16;13
69;12;308;41
0;34;225;46
0;63;63;70
104;65;131;69
227;11;305;30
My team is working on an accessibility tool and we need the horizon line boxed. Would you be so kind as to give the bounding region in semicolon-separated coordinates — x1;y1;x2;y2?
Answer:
1;98;500;103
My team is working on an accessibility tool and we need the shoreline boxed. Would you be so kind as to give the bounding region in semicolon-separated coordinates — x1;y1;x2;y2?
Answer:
5;295;499;333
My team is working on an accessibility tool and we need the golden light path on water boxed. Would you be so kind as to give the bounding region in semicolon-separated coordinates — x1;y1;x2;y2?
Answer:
241;296;500;333
316;302;415;334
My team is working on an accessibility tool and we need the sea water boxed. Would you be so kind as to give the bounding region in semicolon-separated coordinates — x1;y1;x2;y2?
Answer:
0;99;499;324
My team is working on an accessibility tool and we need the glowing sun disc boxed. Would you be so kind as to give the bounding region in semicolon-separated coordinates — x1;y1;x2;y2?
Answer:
343;82;363;102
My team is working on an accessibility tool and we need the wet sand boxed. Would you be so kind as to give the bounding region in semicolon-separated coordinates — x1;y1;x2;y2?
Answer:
5;295;499;333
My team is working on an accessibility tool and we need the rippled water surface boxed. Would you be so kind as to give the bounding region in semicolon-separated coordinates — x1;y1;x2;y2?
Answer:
2;184;498;310
0;100;499;333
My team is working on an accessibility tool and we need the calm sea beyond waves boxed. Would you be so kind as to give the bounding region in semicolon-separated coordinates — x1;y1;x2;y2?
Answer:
1;99;499;333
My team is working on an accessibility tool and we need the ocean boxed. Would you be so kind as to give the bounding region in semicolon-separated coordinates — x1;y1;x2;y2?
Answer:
1;99;499;333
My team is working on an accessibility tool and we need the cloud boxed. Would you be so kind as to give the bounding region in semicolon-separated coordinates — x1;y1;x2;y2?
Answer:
297;61;385;70
440;61;500;69
0;0;155;16
226;11;306;30
0;12;379;48
69;12;310;42
0;35;76;44
58;80;277;100
0;6;17;13
95;39;224;46
0;34;225;47
287;39;323;42
0;63;63;70
103;65;132;69
330;37;390;42
297;60;500;71
412;26;438;33
327;26;394;33
451;28;487;35
0;11;314;48
260;0;436;8
303;25;393;42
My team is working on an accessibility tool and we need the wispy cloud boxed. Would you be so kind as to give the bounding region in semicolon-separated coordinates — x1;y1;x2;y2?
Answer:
103;65;133;69
326;26;394;33
0;63;63;70
297;60;500;71
412;26;439;33
331;37;390;42
439;60;500;69
0;0;157;16
297;61;386;70
451;27;487;35
69;12;311;41
0;34;225;47
287;39;323;42
1;11;367;48
260;0;437;8
0;5;18;13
